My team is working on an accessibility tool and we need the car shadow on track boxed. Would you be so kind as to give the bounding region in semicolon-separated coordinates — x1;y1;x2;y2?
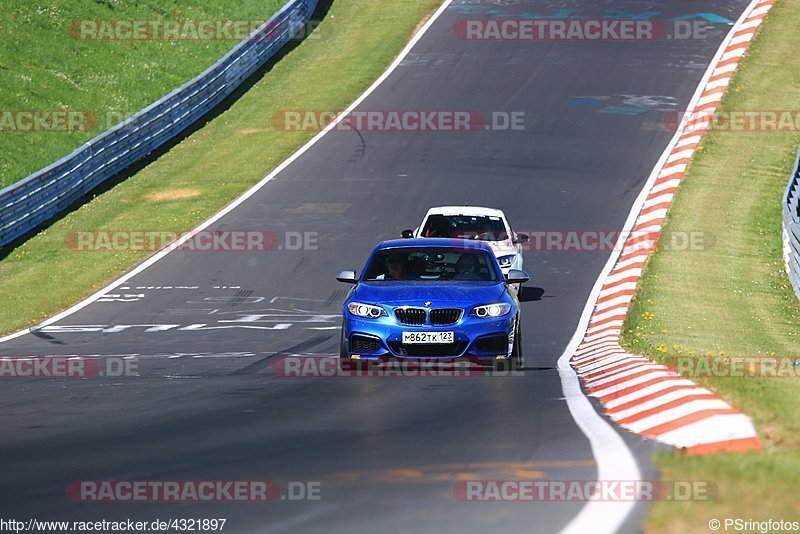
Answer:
518;286;545;302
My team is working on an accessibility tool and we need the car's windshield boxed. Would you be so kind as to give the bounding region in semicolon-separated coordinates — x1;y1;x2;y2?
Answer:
420;214;508;241
364;247;500;282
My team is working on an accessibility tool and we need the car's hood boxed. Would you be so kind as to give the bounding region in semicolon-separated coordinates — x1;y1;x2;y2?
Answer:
353;282;506;306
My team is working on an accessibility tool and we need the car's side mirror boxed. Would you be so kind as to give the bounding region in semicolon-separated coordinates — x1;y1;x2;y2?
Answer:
337;270;358;284
401;229;414;239
505;269;529;284
514;233;529;244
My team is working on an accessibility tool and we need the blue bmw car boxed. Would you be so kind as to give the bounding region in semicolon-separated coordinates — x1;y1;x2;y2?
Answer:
336;238;529;370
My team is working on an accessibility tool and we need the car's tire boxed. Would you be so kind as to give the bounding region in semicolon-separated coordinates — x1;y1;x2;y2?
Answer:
510;323;523;371
492;318;522;372
339;327;352;370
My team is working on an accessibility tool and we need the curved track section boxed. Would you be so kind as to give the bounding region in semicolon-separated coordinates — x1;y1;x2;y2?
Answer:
0;0;750;532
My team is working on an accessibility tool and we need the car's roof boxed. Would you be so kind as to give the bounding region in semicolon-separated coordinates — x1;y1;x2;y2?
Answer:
423;206;506;218
377;237;494;252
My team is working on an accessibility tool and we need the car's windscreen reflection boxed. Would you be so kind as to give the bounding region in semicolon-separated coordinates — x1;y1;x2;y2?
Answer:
364;247;500;282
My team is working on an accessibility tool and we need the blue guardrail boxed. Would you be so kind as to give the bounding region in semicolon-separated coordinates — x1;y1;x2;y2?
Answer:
0;0;319;248
783;146;800;301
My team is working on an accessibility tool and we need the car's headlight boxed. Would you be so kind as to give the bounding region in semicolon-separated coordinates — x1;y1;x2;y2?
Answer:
470;303;511;318
347;302;387;318
497;254;516;267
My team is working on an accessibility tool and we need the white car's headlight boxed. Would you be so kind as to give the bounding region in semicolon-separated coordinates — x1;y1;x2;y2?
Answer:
471;303;511;318
348;302;387;318
497;254;516;267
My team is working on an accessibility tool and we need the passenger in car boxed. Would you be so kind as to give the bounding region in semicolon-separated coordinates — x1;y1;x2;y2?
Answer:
453;254;482;280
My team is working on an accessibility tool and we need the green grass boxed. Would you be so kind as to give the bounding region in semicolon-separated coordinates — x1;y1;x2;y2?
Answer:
0;0;286;188
615;0;800;530
0;0;443;335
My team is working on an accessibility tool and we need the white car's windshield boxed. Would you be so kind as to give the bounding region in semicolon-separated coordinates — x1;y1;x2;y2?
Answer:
363;248;500;282
420;214;508;241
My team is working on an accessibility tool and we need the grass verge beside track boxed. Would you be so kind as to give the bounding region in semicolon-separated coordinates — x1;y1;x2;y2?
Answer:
0;0;443;336
616;1;800;530
0;0;285;188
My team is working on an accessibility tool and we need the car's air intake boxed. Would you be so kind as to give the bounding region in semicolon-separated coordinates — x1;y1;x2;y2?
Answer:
350;334;382;354
389;341;467;357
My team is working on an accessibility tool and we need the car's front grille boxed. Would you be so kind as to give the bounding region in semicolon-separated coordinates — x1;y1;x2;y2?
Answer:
394;307;462;325
389;341;467;357
350;334;382;353
474;334;508;353
430;308;462;326
395;308;426;325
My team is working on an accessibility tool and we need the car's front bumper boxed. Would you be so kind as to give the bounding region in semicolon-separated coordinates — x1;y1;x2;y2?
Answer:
342;313;515;363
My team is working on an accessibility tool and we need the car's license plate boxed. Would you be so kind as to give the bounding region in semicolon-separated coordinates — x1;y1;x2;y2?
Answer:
402;331;454;344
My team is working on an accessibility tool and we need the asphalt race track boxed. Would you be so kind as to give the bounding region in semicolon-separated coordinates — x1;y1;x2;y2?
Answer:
0;1;750;532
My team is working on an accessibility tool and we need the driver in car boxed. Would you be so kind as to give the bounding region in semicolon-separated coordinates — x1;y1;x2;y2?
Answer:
376;253;409;280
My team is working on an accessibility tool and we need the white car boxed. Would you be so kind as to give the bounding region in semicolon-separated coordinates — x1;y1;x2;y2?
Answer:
402;206;528;280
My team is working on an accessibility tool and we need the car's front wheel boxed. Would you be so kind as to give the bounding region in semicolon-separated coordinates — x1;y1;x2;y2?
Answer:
339;327;352;370
491;321;523;372
510;323;523;371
